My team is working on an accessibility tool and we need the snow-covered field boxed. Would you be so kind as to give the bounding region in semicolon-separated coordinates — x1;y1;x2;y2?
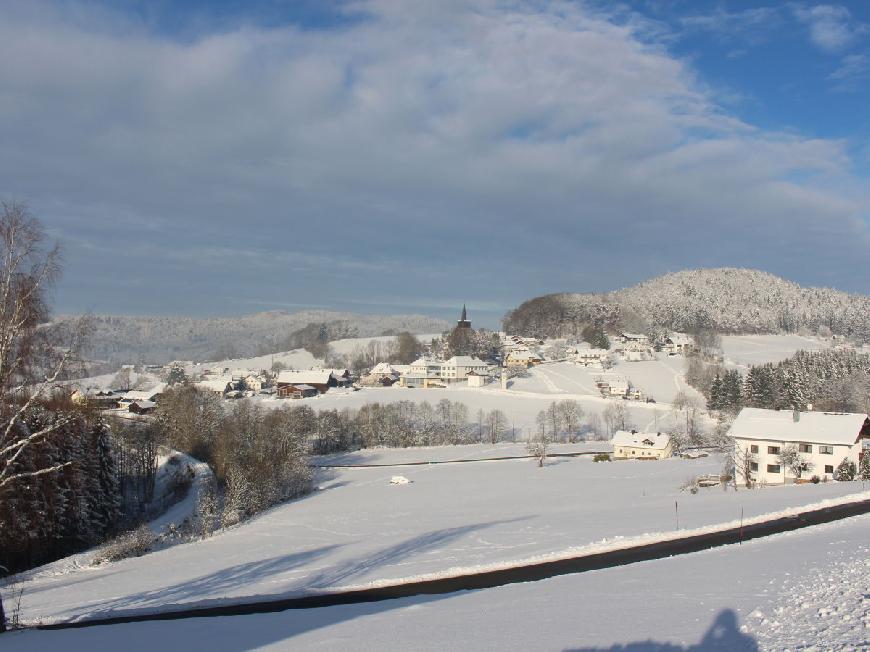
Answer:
10;447;867;627
5;494;868;650
720;334;831;369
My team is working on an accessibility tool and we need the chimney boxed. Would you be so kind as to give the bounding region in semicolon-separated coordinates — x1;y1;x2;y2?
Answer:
792;409;800;422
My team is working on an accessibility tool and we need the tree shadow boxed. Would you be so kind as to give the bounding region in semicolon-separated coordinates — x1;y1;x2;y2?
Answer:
60;544;343;619
567;609;758;651
306;516;531;589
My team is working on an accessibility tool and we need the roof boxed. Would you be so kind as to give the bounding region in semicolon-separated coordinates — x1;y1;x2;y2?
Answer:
444;356;487;367
130;400;156;409
728;408;866;446
122;383;167;401
196;377;233;392
285;383;316;391
277;370;333;385
612;431;670;450
370;362;398;375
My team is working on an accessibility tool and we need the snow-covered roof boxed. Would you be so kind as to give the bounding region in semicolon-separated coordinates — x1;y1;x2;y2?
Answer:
444;356;487;367
410;357;439;367
130;400;156;409
612;431;670;450
287;384;316;391
122;383;167;401
370;362;398;375
576;348;609;356
277;370;333;385
729;408;866;446
196;377;233;393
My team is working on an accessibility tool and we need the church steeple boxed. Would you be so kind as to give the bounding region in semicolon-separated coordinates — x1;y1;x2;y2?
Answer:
457;304;471;329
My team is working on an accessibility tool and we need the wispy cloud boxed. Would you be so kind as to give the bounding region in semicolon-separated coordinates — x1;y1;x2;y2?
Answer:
794;4;868;52
829;52;870;90
681;7;782;45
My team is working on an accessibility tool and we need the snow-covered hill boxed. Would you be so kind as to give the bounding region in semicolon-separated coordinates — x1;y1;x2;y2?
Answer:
55;310;449;367
504;268;870;342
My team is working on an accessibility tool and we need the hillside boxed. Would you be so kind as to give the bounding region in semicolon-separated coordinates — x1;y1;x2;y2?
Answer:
57;310;449;366
503;268;870;342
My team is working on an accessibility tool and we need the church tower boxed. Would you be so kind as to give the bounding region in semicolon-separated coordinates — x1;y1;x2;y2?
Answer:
457;304;472;329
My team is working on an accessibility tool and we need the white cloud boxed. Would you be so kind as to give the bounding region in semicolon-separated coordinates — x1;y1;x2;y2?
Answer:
794;4;867;52
0;0;867;316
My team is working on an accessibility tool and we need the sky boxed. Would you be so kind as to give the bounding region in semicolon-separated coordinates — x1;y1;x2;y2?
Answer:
1;0;868;327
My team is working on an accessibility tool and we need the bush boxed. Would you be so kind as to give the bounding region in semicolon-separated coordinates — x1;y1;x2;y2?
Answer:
593;453;611;462
92;524;154;564
811;475;820;484
835;459;857;482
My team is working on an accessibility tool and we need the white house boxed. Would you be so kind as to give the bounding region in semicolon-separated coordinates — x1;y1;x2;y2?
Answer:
729;407;870;485
595;374;629;397
504;348;542;367
400;356;489;387
574;348;610;368
665;333;696;355
441;356;489;381
612;431;673;460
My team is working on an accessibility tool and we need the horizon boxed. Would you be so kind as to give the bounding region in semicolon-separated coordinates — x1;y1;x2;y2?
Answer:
51;265;869;332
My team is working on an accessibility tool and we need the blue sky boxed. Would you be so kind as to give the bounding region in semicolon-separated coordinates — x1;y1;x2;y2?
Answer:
1;1;868;327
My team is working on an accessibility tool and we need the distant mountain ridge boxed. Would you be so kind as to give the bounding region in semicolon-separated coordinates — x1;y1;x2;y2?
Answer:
58;310;450;366
503;268;870;342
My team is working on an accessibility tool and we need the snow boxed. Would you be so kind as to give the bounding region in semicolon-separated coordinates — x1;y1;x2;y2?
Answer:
729;407;866;445
11;447;868;626
721;334;831;369
4;512;867;650
147;454;214;538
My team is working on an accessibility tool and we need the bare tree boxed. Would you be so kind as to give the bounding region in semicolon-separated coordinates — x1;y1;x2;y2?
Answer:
0;203;88;492
730;446;757;489
777;444;812;480
602;402;632;437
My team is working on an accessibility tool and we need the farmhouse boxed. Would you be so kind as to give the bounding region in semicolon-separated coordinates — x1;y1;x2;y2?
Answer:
730;407;870;485
279;384;318;399
117;383;167;410
195;376;234;396
612;430;673;459
504;348;542;367
70;388;120;410
276;369;337;395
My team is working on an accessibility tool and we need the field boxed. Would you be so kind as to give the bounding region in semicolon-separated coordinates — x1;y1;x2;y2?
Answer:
6;511;867;650
12;447;867;626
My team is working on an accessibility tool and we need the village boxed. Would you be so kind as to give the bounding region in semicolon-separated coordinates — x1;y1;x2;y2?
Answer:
66;306;869;487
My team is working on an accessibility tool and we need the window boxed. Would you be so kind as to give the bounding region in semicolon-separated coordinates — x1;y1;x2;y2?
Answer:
767;464;781;474
750;445;758;454
767;446;780;455
750;462;758;472
799;444;812;453
825;465;834;474
819;445;834;455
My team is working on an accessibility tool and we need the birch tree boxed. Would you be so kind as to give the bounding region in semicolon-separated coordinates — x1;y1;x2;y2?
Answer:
0;203;88;493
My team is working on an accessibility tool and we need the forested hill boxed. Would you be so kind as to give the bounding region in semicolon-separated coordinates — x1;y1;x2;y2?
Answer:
503;268;870;342
56;310;450;367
